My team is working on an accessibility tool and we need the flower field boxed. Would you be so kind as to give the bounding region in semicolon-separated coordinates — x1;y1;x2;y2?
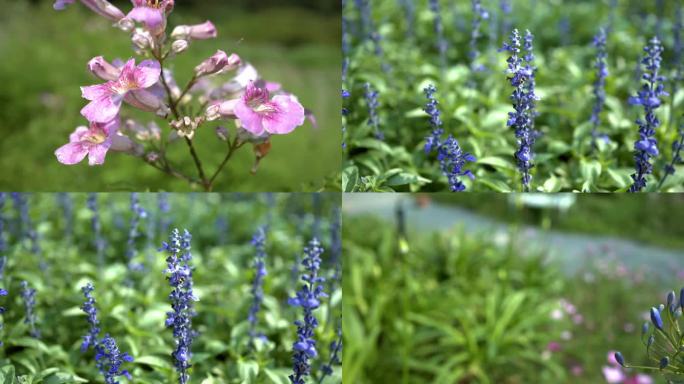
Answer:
343;194;683;383
0;192;341;383
342;0;684;192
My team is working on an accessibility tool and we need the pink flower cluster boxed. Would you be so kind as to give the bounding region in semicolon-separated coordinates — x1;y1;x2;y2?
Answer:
603;351;652;384
53;0;307;168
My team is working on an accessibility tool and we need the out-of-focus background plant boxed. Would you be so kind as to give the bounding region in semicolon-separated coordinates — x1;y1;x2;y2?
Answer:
343;193;684;383
0;0;341;191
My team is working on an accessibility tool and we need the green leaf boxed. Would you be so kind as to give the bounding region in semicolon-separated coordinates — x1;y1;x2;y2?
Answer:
540;176;562;193
135;355;173;371
477;178;513;192
606;168;632;189
237;360;259;384
263;368;290;384
0;366;15;384
342;166;359;192
477;157;516;171
385;172;431;187
41;373;88;384
579;159;602;191
353;138;393;155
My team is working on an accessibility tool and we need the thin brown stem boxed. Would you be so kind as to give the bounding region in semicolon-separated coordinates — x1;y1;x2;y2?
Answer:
208;137;245;190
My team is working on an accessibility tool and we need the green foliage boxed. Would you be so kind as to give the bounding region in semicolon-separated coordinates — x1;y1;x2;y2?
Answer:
0;193;342;383
342;0;684;192
342;214;568;383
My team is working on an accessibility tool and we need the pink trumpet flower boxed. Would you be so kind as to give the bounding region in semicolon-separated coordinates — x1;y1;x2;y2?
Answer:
234;82;305;136
80;58;161;123
171;21;217;40
127;0;174;34
53;0;125;21
55;119;120;165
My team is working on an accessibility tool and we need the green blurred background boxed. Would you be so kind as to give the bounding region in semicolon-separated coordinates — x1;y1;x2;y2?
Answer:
0;0;341;191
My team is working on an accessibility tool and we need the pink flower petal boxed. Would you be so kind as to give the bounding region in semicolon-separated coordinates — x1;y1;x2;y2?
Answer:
602;366;625;384
69;126;90;142
80;95;122;123
234;99;265;136
127;6;163;30
87;140;112;165
263;95;305;135
124;89;163;112
134;60;161;88
81;84;111;101
55;142;88;165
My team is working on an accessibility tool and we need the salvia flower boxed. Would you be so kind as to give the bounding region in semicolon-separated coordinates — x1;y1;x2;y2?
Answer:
429;0;448;73
469;0;490;73
423;84;444;154
320;319;342;380
288;238;327;384
660;124;684;187
628;37;668;192
80;283;101;352
162;229;197;384
126;192;147;276
0;287;7;347
342;89;350;150
590;28;609;150
248;226;268;346
364;83;383;140
502;29;539;191
53;0;125;22
81;59;162;124
499;0;512;41
423;85;475;191
20;281;39;338
95;335;134;384
234;81;306;136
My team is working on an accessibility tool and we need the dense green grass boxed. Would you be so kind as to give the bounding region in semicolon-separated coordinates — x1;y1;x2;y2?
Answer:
0;1;341;191
343;211;677;383
433;193;684;249
0;192;342;383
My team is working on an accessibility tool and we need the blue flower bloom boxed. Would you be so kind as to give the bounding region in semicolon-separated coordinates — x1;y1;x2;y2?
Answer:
628;37;668;192
320;319;342;380
288;238;327;384
469;0;489;73
20;281;39;338
95;334;134;384
80;283;101;352
248;226;268;346
342;89;350;150
126;193;147;276
423;85;475;192
88;194;107;270
364;83;383;141
590;28;609;150
162;229;197;384
651;306;663;330
614;351;625;367
398;0;415;40
429;0;448;72
502;29;539;191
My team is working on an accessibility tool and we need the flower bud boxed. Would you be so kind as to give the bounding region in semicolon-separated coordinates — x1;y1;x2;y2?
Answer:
117;17;135;32
172;21;217;40
132;28;154;50
111;133;143;156
194;50;240;77
650;307;663;330
667;291;675;308
660;357;669;369
125;89;167;115
87;56;121;81
614;352;625;367
146;152;160;163
171;39;189;54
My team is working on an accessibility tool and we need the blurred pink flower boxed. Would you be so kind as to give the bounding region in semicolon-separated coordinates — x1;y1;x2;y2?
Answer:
234;82;305;136
546;341;561;352
81;59;161;123
570;364;583;376
603;366;625;383
127;0;174;34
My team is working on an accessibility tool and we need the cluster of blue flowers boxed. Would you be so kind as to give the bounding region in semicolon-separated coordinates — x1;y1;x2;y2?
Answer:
88;193;106;270
590;28;609;150
0;286;6;347
248;226;268;347
288;238;327;384
502;29;539;191
628;37;668;192
320;319;343;382
81;283;101;352
499;0;512;41
162;228;197;384
95;335;134;384
20;281;39;338
429;0;448;73
364;83;383;140
423;84;476;192
469;0;489;73
614;289;684;377
126;192;147;276
342;89;351;150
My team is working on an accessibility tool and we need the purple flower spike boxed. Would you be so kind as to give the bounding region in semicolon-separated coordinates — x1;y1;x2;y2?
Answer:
80;59;162;123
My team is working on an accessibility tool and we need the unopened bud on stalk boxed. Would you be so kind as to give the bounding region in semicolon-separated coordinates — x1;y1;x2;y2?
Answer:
171;39;189;54
171;21;217;40
194;50;240;77
132;28;154;50
146;152;160;162
87;56;120;81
